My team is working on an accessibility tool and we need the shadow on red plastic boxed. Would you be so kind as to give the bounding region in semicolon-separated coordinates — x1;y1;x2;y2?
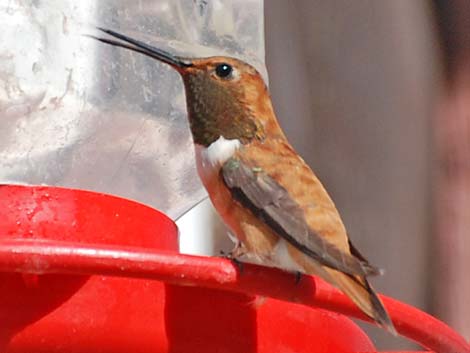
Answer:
0;185;468;353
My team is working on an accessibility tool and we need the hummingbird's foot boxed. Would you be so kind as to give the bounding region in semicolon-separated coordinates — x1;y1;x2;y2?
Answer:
218;249;232;258
230;240;246;259
219;241;245;259
230;257;245;273
294;271;303;285
219;247;245;273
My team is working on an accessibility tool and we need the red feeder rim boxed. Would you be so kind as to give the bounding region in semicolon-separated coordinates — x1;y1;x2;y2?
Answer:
0;185;469;353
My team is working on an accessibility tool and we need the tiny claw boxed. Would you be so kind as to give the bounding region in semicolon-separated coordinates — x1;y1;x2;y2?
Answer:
219;249;228;257
231;257;245;273
219;249;244;273
295;271;302;285
219;240;245;259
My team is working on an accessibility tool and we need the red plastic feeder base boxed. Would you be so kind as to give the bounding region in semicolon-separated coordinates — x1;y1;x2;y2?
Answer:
0;185;469;353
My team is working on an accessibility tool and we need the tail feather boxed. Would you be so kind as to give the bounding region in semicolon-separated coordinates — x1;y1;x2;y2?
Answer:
289;243;396;334
325;268;396;335
300;256;396;334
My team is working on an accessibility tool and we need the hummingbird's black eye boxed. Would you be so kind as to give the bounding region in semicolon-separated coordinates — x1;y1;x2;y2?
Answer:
215;63;233;78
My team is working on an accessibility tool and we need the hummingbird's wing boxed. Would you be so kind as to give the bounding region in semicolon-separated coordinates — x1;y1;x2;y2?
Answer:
221;157;380;277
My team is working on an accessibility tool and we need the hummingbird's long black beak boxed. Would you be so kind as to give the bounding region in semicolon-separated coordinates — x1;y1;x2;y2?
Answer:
88;27;192;70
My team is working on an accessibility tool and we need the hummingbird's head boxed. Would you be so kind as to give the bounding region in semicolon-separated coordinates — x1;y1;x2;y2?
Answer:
91;28;275;147
178;56;269;146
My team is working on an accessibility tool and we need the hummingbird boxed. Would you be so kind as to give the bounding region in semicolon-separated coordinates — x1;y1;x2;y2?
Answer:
91;27;395;334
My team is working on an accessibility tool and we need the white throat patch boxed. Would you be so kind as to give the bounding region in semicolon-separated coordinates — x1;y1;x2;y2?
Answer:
199;136;241;168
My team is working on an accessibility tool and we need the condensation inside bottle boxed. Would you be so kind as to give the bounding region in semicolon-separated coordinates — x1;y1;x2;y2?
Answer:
0;0;265;219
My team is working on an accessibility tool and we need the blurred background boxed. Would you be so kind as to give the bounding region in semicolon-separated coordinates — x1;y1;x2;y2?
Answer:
264;0;469;350
1;0;470;351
